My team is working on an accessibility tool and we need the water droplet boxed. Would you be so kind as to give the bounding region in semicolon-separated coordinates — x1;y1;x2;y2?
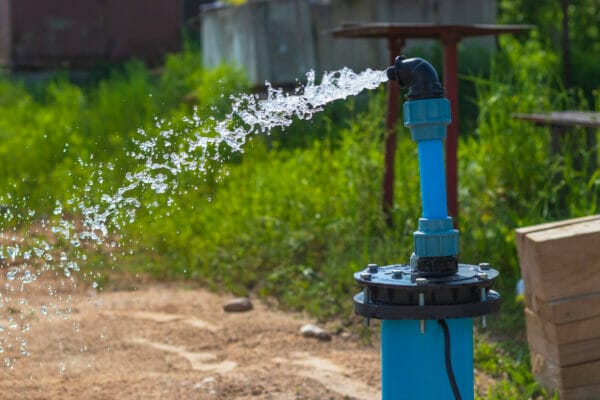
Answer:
6;246;19;261
19;340;28;356
6;267;18;281
66;261;79;272
53;203;63;216
20;270;36;284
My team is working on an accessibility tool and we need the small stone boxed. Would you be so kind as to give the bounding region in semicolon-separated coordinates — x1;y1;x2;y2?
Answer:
300;324;332;341
223;297;253;312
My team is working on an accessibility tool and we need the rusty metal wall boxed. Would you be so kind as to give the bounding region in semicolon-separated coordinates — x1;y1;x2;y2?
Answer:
0;0;183;69
104;0;181;63
202;0;317;87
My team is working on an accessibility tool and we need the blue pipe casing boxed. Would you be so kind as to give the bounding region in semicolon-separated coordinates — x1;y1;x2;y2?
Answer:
403;97;451;220
404;98;458;259
381;98;473;400
381;318;474;400
417;139;447;219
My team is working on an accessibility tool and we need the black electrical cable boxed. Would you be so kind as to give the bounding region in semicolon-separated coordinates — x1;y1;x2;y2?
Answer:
438;319;463;400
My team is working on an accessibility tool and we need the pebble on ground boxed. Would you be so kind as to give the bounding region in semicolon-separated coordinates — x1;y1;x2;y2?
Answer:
223;297;253;312
300;324;332;341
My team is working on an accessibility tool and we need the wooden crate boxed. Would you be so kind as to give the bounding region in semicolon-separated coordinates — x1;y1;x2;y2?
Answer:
516;216;600;399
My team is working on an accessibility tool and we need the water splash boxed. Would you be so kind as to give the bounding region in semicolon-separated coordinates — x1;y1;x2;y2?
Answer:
121;67;388;210
0;67;388;364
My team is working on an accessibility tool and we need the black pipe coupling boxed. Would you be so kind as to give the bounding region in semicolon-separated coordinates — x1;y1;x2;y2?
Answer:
386;56;445;100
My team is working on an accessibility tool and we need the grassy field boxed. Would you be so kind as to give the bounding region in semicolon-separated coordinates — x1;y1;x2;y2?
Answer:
0;33;597;398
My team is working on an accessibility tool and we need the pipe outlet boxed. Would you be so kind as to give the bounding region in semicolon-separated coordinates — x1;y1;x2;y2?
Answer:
386;56;445;100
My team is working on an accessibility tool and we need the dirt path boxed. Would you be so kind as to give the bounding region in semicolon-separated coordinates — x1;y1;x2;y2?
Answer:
0;279;382;400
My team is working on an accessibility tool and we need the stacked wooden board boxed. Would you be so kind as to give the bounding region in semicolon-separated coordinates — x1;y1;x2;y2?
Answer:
516;215;600;399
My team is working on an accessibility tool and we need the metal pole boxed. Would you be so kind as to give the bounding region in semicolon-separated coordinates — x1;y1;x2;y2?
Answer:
382;38;404;227
442;35;460;223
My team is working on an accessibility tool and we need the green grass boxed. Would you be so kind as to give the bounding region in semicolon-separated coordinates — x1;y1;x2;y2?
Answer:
475;335;559;399
0;36;597;399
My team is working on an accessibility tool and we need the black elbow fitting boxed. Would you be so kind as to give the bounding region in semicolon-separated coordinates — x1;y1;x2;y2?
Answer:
386;56;444;100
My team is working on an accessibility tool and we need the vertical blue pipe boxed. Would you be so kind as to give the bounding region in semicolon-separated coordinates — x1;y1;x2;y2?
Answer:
381;319;474;400
417;139;448;219
403;98;451;222
379;97;469;399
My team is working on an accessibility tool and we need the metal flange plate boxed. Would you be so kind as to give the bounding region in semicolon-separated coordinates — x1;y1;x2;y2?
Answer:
353;263;501;319
355;263;499;306
354;290;501;320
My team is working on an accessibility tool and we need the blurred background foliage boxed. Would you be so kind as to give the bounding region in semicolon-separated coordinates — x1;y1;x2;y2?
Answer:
500;0;599;99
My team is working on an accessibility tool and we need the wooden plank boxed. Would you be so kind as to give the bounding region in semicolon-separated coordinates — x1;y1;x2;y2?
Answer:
561;384;600;400
526;308;600;366
562;361;600;389
532;291;600;324
553;338;600;368
512;111;600;128
331;23;533;39
525;308;600;346
515;215;600;238
515;215;600;308
515;216;600;302
531;349;600;389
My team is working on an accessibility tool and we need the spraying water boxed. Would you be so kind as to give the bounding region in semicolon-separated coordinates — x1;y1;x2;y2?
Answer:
0;67;388;366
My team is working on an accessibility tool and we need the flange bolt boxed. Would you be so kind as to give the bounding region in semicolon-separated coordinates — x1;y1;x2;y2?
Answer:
479;262;491;271
367;263;379;273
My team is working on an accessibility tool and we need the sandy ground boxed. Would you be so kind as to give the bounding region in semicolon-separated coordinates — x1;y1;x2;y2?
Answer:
0;277;383;400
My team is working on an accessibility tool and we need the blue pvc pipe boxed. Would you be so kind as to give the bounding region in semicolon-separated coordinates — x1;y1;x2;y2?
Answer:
381;318;474;400
417;139;448;219
384;97;470;400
